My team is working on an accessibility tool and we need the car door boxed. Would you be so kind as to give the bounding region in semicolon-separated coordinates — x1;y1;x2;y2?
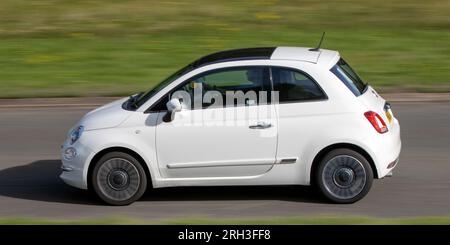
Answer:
154;66;278;178
270;66;330;178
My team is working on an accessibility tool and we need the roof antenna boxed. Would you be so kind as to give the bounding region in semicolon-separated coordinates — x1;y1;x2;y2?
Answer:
309;32;325;51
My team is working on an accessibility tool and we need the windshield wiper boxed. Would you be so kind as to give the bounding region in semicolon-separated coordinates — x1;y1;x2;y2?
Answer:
128;91;144;109
362;83;369;93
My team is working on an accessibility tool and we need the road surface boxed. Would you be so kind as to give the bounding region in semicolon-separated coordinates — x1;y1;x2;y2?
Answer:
0;102;449;219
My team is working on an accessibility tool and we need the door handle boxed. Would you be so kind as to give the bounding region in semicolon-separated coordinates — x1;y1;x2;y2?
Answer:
249;122;272;129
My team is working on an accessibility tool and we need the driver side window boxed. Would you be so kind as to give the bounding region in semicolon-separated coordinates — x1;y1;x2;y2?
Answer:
172;66;270;109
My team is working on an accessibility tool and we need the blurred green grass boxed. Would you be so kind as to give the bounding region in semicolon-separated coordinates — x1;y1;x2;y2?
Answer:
0;0;449;98
2;216;450;225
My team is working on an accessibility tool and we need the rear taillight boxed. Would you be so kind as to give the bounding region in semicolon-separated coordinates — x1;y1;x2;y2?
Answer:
364;111;388;134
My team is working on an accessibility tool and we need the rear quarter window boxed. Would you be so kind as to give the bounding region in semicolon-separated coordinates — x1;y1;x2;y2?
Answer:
271;67;327;103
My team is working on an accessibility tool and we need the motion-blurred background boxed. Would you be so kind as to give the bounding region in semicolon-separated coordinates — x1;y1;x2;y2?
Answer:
0;0;449;98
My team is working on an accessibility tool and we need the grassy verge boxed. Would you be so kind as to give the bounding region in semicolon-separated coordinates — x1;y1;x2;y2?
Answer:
2;216;450;225
0;0;449;98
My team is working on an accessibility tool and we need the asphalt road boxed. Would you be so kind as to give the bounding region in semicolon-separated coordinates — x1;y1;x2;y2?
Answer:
0;102;449;219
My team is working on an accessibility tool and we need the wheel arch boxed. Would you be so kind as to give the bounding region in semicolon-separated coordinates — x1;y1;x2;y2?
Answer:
87;146;153;190
310;143;378;185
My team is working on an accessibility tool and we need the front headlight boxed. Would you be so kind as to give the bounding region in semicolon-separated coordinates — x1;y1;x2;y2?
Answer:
70;125;84;145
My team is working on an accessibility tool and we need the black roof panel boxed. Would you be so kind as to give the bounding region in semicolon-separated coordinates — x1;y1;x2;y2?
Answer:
191;47;276;68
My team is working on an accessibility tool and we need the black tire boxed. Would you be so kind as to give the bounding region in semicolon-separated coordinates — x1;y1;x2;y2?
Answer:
92;152;147;206
315;148;373;204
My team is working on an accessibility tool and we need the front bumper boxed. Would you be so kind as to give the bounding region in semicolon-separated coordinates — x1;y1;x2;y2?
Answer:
60;139;93;190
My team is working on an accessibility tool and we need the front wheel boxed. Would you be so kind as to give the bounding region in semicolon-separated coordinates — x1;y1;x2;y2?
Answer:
315;149;373;204
92;152;147;206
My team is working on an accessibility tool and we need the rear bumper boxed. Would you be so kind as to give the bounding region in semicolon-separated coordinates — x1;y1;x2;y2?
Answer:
370;118;402;178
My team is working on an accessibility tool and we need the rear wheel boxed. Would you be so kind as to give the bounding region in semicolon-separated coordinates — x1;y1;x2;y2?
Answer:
92;152;147;206
315;149;373;204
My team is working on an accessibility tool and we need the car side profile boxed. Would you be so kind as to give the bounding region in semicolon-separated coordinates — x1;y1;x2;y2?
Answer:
60;47;401;205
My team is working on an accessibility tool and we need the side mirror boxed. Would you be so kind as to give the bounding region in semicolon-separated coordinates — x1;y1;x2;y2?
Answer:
163;98;182;122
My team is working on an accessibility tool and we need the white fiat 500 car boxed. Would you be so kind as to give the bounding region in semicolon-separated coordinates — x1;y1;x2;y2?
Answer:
61;47;401;205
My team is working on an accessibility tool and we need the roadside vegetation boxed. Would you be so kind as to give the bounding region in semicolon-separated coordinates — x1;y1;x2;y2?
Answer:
0;0;449;98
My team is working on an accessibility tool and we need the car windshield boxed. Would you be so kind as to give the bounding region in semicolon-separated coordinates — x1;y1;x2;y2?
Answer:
330;58;367;96
132;63;194;109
